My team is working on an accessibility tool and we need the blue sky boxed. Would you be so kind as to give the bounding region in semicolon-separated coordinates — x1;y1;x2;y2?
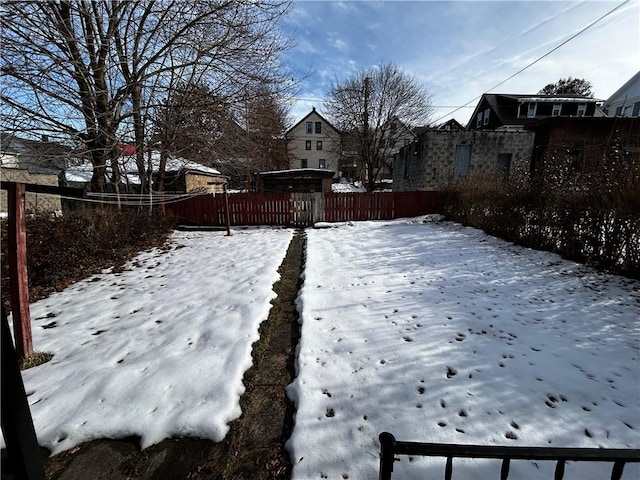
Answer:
278;0;639;127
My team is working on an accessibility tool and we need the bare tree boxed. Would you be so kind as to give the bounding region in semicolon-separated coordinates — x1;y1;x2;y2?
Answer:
153;82;289;191
241;85;290;184
1;0;293;194
324;62;433;190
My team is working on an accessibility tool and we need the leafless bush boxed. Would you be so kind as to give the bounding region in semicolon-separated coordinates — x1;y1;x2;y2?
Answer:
442;145;640;278
1;208;176;311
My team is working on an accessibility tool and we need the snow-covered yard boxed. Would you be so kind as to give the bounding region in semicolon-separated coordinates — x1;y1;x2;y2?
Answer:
287;218;639;479
5;227;293;454
4;218;639;479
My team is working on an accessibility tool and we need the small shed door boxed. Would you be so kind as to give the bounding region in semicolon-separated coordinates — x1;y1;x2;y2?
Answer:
454;144;471;177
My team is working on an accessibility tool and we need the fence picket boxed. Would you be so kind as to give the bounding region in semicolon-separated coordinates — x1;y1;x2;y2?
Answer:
168;191;445;227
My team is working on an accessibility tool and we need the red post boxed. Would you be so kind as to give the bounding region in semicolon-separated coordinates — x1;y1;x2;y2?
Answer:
223;185;231;236
7;182;33;358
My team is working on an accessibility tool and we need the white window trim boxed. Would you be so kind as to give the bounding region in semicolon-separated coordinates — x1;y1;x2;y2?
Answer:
577;103;586;117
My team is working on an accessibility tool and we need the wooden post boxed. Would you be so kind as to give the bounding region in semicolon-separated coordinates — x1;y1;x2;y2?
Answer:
223;184;231;236
7;182;33;358
1;305;46;480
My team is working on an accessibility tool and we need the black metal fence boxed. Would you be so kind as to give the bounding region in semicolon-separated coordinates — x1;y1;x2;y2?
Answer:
378;432;640;480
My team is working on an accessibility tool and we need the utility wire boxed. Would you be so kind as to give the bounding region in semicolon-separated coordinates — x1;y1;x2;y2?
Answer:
432;0;630;125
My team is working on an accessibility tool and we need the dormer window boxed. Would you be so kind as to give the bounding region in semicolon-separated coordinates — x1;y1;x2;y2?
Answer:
577;103;586;117
476;112;483;128
527;103;537;118
552;104;562;116
483;108;490;125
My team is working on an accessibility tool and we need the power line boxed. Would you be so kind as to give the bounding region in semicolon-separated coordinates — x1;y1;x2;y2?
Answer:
431;0;630;125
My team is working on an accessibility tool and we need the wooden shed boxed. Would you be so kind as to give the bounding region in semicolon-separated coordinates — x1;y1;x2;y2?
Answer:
256;169;335;193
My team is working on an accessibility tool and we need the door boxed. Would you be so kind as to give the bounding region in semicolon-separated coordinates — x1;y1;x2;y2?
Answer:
454;144;471;177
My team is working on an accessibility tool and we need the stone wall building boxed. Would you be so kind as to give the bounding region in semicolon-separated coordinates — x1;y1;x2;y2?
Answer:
393;129;535;191
0;168;62;214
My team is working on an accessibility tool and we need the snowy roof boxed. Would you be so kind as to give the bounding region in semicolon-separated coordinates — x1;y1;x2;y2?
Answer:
117;152;222;176
258;168;334;176
64;152;223;183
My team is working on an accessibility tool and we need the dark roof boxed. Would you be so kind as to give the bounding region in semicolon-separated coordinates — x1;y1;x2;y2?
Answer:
436;119;464;130
0;134;81;174
468;93;600;129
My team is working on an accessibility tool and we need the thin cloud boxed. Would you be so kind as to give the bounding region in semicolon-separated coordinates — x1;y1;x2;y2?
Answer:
281;0;639;124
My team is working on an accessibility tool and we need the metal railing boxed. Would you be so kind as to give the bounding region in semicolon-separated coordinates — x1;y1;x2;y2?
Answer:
378;432;640;480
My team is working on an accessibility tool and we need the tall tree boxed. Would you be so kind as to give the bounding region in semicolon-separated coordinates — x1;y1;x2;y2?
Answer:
154;83;289;190
242;85;290;183
539;77;594;97
153;83;242;186
1;0;293;193
324;63;433;190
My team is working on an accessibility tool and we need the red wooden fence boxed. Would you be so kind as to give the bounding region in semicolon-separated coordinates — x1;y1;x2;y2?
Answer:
168;191;445;227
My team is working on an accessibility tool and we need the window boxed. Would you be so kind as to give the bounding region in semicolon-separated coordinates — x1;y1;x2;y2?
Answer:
497;153;512;176
476;112;483;128
552;104;562;116
577;103;586;117
483;108;490;125
568;148;583;172
622;105;633;117
305;140;311;150
317;141;323;150
300;158;308;168
527;103;537;118
319;159;326;169
454;144;471;177
306;122;313;134
315;121;322;134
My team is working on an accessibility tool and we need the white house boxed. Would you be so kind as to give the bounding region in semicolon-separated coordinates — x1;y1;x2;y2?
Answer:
285;107;341;177
602;71;640;117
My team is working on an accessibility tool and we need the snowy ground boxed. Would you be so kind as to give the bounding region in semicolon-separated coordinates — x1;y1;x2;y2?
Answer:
5;227;293;454
286;217;640;480
4;218;639;479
